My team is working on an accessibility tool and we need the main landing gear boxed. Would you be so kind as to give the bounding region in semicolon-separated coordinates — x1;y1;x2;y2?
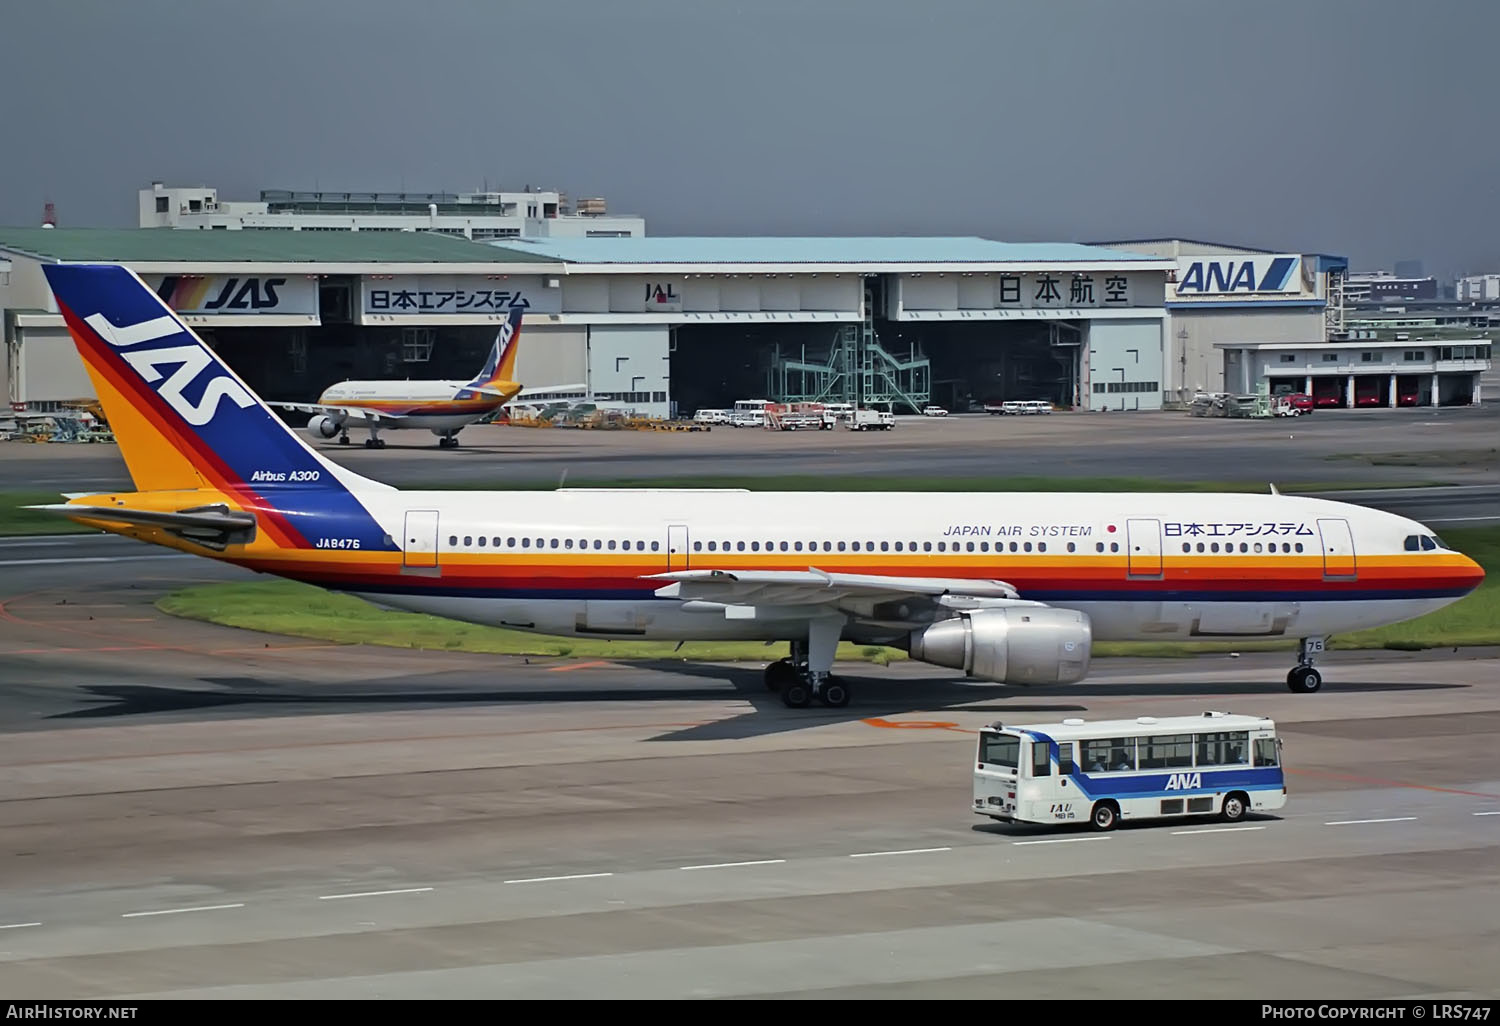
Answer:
1287;636;1325;693
437;432;461;449
762;617;850;709
363;435;387;449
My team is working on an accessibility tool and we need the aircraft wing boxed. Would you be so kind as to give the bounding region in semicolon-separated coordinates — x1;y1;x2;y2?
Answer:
268;402;410;426
23;503;257;551
647;568;1038;626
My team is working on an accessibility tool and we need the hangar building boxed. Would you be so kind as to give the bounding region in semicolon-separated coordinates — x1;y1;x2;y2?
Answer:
1;229;1175;421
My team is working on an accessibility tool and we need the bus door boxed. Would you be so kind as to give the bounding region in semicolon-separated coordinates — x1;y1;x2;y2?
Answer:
1316;518;1357;579
1126;518;1163;577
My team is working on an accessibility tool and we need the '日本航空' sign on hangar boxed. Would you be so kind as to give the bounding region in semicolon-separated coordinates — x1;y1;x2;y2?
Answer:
359;274;563;323
1166;254;1323;306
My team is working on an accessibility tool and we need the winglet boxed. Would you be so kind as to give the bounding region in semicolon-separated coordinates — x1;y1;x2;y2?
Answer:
1269;483;1280;495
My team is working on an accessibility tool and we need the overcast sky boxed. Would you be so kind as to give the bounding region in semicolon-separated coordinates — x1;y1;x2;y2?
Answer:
3;0;1495;277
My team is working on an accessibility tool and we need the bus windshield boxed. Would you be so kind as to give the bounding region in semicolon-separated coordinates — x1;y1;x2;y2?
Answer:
979;733;1020;769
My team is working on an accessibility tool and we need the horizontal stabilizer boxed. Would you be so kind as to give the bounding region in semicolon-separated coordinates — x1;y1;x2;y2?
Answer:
23;503;257;551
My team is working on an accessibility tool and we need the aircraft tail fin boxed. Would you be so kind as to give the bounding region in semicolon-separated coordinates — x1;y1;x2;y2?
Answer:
39;263;396;506
460;306;524;397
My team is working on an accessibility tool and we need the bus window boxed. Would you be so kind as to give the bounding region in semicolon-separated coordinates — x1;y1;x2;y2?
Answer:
1083;737;1135;772
1254;737;1280;767
1057;742;1074;774
1031;742;1050;777
1140;734;1193;770
1197;731;1250;766
979;733;1019;769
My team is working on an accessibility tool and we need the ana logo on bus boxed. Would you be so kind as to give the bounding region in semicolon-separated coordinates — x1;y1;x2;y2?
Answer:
1163;772;1202;790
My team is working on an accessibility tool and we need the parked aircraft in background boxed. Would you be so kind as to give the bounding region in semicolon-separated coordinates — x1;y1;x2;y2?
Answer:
269;306;524;449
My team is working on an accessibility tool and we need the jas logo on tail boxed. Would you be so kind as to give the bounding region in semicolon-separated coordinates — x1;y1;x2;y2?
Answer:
1164;772;1202;790
85;313;255;426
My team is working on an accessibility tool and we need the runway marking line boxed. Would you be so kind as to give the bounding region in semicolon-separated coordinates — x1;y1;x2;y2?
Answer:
0;923;41;930
0;720;714;768
1324;817;1418;826
679;859;786;870
318;887;433;900
1473;811;1500;817
1013;836;1111;846
849;847;952;858
547;661;613;673
1171;826;1266;835
1286;768;1500;800
121;903;244;918
505;872;613;884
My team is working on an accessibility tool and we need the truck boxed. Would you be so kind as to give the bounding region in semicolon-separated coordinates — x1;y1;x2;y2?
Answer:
846;408;894;431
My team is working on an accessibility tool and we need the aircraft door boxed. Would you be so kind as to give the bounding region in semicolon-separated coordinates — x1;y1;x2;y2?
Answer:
1316;518;1357;579
403;510;440;570
667;524;690;570
1126;518;1163;577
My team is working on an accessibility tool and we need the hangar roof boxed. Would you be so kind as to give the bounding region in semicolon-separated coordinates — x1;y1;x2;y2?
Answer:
500;236;1169;268
0;227;559;266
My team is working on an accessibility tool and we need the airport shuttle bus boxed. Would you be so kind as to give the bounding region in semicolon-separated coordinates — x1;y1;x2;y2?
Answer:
973;712;1286;831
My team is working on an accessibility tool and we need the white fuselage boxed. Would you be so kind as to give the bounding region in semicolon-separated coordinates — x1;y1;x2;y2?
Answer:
295;489;1480;646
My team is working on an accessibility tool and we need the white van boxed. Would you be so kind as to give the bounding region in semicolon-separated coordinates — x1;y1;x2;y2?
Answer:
693;409;731;424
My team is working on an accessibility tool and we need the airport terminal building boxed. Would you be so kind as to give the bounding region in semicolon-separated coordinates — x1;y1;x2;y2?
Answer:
1;228;1177;419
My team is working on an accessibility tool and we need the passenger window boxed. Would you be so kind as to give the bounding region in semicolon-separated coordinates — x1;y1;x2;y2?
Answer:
1254;738;1280;767
838;542;847;552
607;540;615;550
1038;543;1046;552
522;538;531;548
1057;742;1074;774
1067;542;1075;553
881;542;890;552
478;536;486;547
1083;738;1135;772
650;541;660;551
1295;543;1304;553
464;536;473;546
448;535;457;546
550;538;559;548
1140;734;1192;770
564;539;573;549
1031;742;1050;777
1095;543;1104;553
737;542;746;551
507;537;515;547
751;542;760;551
694;542;702;551
1197;731;1249;766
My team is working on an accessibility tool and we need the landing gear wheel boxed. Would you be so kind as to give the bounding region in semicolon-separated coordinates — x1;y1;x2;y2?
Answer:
781;681;811;708
1286;667;1322;693
764;659;797;693
1090;802;1118;832
819;679;851;708
364;438;378;449
338;435;350;445
1221;793;1248;823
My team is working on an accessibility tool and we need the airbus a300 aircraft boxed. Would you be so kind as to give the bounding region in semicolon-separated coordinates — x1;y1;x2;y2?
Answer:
30;265;1486;708
269;305;524;449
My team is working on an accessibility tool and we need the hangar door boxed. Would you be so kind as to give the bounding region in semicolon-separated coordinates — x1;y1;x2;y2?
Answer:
1086;320;1164;412
13;324;94;404
512;325;587;392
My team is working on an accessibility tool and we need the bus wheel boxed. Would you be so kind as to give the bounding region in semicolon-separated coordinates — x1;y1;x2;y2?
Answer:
1090;802;1118;832
1221;792;1249;823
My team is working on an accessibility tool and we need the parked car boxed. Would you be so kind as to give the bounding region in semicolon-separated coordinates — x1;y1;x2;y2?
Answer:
922;405;947;417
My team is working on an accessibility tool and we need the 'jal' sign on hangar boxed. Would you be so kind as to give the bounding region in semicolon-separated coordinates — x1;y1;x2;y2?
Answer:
360;274;562;321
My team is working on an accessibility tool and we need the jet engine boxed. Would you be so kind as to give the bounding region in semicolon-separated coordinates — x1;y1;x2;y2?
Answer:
307;415;341;439
906;607;1092;686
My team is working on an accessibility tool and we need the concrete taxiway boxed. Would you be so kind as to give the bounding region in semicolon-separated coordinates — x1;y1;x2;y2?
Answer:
0;535;1497;998
4;403;1497;496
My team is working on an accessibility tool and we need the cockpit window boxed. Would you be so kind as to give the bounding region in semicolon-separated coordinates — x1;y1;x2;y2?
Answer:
1420;535;1436;551
1404;534;1420;551
1430;535;1448;550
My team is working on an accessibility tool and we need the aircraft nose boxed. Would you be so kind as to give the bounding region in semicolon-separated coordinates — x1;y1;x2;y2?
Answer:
1461;553;1486;592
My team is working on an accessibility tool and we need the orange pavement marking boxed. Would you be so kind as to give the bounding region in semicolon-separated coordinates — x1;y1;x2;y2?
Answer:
862;717;974;733
547;661;612;672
